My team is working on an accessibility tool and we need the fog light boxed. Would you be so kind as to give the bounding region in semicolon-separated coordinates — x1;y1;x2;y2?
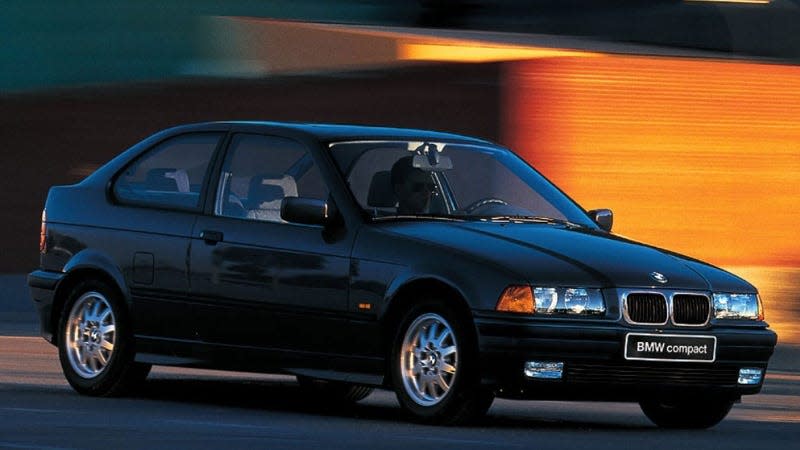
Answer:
738;368;763;385
524;361;564;379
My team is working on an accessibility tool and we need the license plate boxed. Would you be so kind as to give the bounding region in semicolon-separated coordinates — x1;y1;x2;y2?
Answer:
624;333;716;362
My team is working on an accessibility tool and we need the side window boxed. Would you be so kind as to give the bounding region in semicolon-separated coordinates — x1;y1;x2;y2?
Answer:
215;134;329;223
113;133;221;211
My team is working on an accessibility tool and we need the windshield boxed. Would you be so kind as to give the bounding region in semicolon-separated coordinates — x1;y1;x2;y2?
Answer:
329;140;597;228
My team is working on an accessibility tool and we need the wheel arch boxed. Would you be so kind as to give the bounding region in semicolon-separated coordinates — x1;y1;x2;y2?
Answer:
380;277;478;384
51;253;129;344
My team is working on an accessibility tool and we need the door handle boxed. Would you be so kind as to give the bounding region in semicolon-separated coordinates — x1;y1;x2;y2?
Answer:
200;230;223;244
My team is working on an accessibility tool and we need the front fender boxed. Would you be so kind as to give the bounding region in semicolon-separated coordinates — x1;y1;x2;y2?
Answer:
384;268;471;314
380;256;518;321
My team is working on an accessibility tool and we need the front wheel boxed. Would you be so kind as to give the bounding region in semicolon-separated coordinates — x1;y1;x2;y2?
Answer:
58;279;150;396
391;301;494;425
639;396;734;429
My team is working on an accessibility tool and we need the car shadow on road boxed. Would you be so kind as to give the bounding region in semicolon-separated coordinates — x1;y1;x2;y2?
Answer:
137;375;405;420
134;375;653;431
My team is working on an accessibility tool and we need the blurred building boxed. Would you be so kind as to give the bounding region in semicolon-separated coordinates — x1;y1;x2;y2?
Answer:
3;0;800;92
0;0;417;92
2;0;798;342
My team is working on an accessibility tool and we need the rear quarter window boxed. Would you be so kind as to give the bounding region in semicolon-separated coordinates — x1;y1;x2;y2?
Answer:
113;133;222;211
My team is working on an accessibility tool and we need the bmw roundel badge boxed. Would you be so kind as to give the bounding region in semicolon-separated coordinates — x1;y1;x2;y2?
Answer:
649;272;668;284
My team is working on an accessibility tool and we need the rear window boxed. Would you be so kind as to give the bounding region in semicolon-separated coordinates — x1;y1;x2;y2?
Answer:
113;133;221;211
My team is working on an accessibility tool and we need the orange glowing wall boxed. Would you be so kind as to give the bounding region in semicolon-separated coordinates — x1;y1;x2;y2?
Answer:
503;56;800;267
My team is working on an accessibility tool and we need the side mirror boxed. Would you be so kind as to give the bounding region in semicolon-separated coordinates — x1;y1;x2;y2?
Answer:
281;197;330;226
588;209;613;232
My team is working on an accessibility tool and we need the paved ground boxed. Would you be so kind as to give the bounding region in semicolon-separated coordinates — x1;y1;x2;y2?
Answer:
1;336;799;450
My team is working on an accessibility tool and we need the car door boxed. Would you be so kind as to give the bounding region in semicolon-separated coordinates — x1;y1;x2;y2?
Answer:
189;132;354;355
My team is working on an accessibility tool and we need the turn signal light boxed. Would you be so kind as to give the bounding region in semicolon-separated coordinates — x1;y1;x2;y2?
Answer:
496;285;534;314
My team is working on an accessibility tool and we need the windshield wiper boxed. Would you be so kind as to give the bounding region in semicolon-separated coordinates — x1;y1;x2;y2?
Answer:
369;214;584;227
371;214;466;223
482;215;584;229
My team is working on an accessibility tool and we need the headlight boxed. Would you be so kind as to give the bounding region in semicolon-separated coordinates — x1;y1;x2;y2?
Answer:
496;286;605;316
533;287;558;312
564;288;595;314
536;287;605;315
712;293;763;320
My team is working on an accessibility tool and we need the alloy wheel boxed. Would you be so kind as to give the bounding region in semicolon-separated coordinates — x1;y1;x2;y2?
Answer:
399;313;459;406
64;291;116;379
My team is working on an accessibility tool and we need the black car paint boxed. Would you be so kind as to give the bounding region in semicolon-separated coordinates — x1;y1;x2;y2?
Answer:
368;221;754;292
30;121;776;399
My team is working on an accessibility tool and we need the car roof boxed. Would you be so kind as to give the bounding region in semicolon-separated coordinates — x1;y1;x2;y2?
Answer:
79;121;499;188
179;121;495;146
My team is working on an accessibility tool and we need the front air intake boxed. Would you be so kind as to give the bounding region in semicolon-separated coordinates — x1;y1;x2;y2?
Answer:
625;293;668;324
673;294;710;325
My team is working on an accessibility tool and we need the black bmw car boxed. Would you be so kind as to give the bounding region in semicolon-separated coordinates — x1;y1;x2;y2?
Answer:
29;121;777;427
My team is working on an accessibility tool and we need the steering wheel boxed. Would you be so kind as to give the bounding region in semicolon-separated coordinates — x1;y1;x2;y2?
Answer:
463;197;508;214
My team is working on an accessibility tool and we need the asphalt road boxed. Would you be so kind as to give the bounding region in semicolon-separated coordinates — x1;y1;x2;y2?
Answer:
1;337;799;450
2;274;799;449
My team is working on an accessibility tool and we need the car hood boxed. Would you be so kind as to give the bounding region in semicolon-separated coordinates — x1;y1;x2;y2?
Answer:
377;221;754;292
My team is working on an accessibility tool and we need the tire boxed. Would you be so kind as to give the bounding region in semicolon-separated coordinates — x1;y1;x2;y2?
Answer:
639;396;734;429
390;300;494;425
296;376;374;403
57;279;151;396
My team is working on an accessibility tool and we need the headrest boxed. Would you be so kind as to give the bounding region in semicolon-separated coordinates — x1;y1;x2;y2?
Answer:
249;183;284;205
248;174;297;206
367;171;396;207
145;168;190;192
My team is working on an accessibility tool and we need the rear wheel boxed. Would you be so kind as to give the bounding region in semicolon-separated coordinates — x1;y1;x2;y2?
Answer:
391;300;494;425
640;396;734;429
58;279;150;396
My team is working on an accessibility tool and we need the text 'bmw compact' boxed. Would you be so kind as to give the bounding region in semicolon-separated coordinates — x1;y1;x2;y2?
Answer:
29;122;777;428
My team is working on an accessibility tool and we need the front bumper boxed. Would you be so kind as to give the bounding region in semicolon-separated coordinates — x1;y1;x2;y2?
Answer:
28;269;65;344
475;313;778;401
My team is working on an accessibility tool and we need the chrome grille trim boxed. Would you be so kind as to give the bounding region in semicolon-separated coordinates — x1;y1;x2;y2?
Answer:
620;290;712;327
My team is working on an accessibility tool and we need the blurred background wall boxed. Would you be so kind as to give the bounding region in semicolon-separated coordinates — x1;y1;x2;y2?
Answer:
504;56;800;268
3;0;800;93
1;0;798;342
0;0;419;92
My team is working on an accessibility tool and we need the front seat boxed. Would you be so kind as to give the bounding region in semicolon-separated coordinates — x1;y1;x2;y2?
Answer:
246;174;297;222
145;168;190;192
367;170;397;209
